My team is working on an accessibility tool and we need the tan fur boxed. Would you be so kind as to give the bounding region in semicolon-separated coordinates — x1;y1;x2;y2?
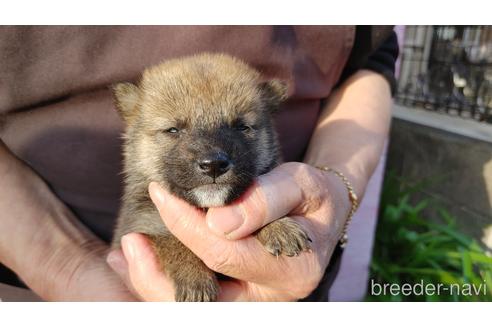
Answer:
112;53;310;302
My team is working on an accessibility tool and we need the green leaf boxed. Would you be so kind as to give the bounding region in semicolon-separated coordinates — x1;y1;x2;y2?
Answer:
367;170;492;302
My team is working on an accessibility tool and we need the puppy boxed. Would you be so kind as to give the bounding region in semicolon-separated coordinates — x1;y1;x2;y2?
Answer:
112;53;311;301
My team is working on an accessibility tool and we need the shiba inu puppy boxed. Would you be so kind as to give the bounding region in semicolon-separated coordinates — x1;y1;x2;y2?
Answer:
112;53;311;301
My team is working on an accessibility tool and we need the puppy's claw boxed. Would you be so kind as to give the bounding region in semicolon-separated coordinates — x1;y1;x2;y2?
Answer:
174;276;219;302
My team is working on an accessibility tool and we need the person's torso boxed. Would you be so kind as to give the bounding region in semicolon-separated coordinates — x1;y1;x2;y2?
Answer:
0;26;355;240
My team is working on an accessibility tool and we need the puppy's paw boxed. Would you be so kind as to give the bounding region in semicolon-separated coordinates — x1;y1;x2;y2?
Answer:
174;273;219;302
256;217;312;257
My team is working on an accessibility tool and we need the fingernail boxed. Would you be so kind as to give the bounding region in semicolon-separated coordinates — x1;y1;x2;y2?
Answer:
207;206;244;237
122;235;135;261
149;182;166;205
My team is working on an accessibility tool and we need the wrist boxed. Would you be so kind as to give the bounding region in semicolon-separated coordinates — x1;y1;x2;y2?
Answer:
23;234;108;300
24;198;109;300
315;166;359;247
304;157;369;201
318;167;352;223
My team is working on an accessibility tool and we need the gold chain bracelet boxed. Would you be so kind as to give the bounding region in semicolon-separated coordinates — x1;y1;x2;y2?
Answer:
315;166;359;248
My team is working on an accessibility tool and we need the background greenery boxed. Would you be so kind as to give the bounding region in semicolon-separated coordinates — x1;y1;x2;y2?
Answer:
367;171;492;301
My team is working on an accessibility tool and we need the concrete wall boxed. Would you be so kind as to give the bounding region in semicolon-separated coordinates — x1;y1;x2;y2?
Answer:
387;107;492;250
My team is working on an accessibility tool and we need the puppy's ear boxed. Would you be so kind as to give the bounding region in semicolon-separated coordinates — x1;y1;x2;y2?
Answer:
259;80;288;112
112;82;141;124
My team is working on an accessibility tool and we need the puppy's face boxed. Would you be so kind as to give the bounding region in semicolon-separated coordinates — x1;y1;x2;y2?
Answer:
114;54;287;207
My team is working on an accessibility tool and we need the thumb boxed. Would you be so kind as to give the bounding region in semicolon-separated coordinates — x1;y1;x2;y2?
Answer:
206;164;303;240
148;182;237;269
120;233;175;301
106;248;133;293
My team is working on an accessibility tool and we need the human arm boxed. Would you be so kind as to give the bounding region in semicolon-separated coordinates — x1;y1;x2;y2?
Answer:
0;140;135;300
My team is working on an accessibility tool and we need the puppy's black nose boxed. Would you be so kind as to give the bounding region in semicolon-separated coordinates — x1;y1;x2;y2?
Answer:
197;152;232;179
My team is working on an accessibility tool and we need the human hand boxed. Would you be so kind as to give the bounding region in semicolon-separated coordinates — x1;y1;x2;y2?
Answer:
40;242;137;301
14;189;137;301
107;162;351;301
0;140;135;301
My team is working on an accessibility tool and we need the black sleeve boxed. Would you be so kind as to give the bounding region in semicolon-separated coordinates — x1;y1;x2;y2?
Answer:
338;27;400;95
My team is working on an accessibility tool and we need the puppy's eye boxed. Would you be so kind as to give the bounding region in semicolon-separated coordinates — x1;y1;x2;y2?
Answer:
164;127;179;134
234;124;251;132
